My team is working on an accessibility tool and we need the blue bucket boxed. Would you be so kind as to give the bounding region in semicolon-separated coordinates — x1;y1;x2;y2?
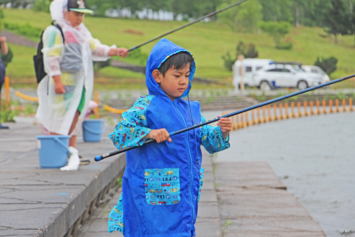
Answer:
36;135;71;169
82;119;106;142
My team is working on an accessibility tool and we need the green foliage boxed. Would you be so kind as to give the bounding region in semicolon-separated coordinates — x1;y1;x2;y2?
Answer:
33;0;51;13
222;41;259;71
221;51;234;71
217;0;262;32
3;21;42;38
2;46;13;68
259;0;294;23
314;56;338;75
259;21;292;48
236;41;258;58
124;47;148;65
0;100;18;123
320;0;351;44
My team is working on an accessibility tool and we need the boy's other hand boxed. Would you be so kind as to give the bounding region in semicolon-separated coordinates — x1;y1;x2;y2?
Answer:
217;116;232;139
146;129;172;143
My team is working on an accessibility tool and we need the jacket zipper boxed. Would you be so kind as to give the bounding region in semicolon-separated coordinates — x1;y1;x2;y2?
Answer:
174;100;195;228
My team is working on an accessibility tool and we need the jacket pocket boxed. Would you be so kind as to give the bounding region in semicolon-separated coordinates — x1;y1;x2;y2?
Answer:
145;168;180;205
197;168;204;203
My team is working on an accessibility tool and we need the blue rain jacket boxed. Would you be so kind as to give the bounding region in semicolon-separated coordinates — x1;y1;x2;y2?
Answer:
108;38;230;237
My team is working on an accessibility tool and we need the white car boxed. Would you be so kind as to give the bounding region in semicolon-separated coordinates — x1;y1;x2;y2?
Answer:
302;65;330;84
252;64;324;90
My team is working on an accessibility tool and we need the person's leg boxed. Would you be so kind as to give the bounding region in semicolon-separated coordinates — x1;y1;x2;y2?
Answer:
68;111;80;147
0;62;8;129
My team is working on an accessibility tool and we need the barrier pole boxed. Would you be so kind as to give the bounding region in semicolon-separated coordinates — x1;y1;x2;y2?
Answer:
5;76;10;104
335;99;339;113
260;106;265;123
322;100;326;114
278;104;283;120
289;102;295;118
283;103;288;120
348;98;353;112
243;112;248;128
249;110;254;126
315;100;320;115
309;101;314;116
271;104;277;121
266;105;271;123
341;98;346;113
302;101;307;116
255;108;260;124
94;91;100;118
328;99;333;113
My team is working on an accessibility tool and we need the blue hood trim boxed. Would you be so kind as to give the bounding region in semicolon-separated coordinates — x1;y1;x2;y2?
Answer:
146;38;196;99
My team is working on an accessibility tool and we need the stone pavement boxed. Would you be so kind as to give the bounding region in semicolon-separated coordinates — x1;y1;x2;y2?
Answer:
0;121;126;237
214;162;325;236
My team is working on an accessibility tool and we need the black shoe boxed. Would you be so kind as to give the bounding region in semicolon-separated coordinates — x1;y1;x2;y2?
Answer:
0;123;9;129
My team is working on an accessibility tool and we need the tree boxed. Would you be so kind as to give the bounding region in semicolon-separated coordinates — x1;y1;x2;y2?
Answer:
259;21;291;48
217;0;262;33
33;0;50;13
320;0;349;44
259;0;293;23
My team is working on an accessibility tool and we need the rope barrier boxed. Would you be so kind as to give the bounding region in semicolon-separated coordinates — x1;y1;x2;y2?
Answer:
230;98;354;131
103;105;128;115
15;91;39;102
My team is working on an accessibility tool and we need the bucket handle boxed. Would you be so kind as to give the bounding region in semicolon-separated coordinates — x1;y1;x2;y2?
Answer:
54;137;71;155
83;121;106;135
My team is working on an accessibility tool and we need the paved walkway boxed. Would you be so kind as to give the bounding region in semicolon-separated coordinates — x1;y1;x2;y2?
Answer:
0;121;125;237
1;120;326;237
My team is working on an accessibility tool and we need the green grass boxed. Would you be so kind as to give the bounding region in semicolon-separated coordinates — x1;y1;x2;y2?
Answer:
3;9;355;87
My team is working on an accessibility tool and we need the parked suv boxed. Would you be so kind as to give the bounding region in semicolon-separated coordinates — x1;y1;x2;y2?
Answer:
253;64;323;90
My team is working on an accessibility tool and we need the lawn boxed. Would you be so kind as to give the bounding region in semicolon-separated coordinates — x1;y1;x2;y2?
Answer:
4;8;355;88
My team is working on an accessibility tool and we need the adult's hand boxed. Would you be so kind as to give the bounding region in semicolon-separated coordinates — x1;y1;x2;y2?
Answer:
0;37;7;43
108;48;129;58
53;75;65;94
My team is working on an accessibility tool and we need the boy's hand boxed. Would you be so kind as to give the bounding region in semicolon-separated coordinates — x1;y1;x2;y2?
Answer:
53;75;65;94
146;129;172;143
217;116;232;140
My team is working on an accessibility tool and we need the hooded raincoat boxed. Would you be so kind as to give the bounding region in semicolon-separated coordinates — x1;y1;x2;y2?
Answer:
108;39;230;237
36;0;115;135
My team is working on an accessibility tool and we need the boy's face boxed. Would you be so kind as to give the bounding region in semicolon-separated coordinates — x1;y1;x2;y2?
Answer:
68;11;84;27
152;64;191;100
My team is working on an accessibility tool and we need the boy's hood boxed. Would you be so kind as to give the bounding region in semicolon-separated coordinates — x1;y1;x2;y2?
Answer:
146;38;196;99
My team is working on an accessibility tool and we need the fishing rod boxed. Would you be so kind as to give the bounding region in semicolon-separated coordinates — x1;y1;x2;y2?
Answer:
95;73;355;162
127;0;249;52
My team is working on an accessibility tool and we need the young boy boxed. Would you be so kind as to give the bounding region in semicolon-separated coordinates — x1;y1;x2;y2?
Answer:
108;38;232;237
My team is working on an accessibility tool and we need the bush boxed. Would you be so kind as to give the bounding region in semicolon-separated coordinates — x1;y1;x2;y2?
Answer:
3;21;42;38
221;51;235;71
314;56;338;75
222;42;259;71
276;42;293;50
236;41;258;58
94;58;111;73
125;47;148;65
